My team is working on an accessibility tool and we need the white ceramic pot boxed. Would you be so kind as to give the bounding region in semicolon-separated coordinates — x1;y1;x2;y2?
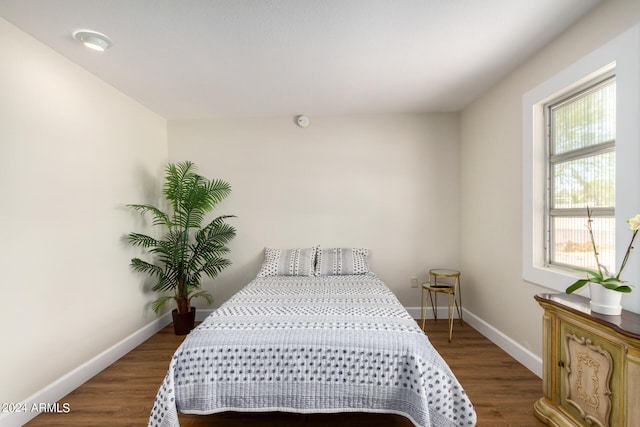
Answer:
589;282;623;315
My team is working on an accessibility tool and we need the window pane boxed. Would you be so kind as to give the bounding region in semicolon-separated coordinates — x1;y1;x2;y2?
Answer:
551;152;615;209
551;79;615;155
551;216;615;273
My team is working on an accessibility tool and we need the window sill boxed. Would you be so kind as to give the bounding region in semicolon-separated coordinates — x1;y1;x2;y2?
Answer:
523;264;588;296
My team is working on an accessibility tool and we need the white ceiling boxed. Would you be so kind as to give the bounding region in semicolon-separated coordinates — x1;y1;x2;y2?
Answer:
0;0;601;120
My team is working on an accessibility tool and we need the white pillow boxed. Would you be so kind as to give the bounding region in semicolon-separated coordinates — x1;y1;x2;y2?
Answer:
314;248;370;276
257;247;317;277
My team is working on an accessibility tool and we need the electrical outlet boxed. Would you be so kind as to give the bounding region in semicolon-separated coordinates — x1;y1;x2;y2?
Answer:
410;277;418;288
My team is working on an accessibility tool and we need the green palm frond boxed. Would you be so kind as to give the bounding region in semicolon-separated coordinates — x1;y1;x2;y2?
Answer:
187;218;236;272
198;257;232;279
127;204;171;228
151;295;176;312
202;179;232;209
163;161;194;214
198;215;237;240
151;275;175;294
127;233;158;248
130;258;163;278
188;290;213;305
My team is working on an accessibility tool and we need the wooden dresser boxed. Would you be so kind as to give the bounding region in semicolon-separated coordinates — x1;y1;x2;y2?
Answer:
534;293;640;427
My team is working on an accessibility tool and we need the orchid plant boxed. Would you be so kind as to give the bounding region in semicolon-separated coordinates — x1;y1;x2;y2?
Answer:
566;207;640;294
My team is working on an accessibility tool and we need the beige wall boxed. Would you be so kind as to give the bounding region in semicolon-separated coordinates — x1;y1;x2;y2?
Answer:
459;0;640;357
0;17;167;405
168;114;460;308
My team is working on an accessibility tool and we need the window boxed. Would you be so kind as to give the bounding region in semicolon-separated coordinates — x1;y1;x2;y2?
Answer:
522;24;640;295
546;75;616;273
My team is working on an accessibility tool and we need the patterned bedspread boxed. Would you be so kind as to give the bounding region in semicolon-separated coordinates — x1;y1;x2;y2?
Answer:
148;274;476;426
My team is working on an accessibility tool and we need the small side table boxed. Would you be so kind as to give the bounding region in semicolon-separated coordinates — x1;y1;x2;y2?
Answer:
421;268;463;342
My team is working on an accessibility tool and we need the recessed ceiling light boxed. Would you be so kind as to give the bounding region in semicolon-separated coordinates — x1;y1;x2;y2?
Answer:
73;30;112;51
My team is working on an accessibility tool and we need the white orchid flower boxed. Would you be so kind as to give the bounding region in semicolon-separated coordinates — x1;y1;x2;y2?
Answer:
628;214;640;231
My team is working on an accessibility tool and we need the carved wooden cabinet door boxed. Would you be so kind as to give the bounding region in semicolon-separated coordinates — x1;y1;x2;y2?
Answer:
561;321;622;427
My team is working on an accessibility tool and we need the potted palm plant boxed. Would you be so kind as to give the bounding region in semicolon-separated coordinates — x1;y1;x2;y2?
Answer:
565;207;639;315
127;161;236;334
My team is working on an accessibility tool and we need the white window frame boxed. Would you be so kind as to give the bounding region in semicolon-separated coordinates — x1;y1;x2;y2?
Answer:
546;73;616;271
522;25;640;309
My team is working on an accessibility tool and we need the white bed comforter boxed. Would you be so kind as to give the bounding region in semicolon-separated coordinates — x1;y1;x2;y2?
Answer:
149;274;476;426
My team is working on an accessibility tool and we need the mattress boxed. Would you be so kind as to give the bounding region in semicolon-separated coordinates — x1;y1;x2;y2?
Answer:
148;273;476;426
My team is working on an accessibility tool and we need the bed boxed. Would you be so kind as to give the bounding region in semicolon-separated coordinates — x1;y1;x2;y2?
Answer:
148;247;477;427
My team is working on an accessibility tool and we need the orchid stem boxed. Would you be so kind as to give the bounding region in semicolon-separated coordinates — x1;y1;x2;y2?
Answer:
586;206;603;277
616;229;638;280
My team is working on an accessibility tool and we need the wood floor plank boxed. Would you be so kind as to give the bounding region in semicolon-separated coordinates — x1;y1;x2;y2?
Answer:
25;319;544;426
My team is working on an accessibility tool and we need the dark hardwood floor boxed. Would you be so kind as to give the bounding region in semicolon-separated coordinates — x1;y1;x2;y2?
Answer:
26;319;544;426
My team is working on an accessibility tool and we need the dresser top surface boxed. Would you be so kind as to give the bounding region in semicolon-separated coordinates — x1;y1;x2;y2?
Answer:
535;293;640;340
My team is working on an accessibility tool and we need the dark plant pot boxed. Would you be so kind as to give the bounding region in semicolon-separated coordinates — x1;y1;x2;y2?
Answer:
172;307;196;335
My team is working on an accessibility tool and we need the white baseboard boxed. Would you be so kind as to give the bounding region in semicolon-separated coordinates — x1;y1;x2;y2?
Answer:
406;306;542;378
462;309;542;378
0;313;172;427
